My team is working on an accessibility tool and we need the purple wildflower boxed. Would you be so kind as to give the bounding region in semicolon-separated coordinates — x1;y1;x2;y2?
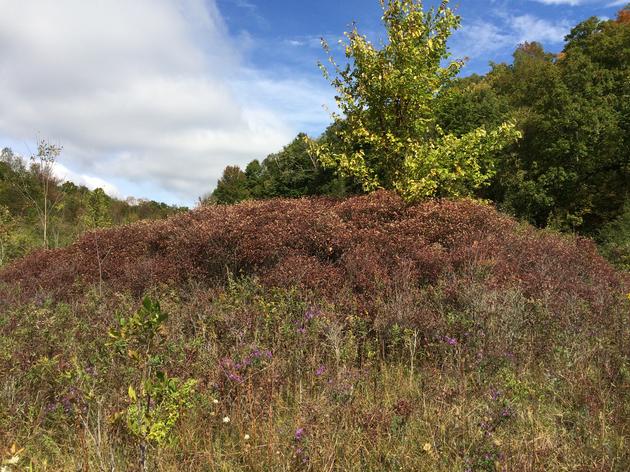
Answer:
444;336;458;346
61;398;74;414
294;427;305;441
304;307;318;321
315;365;326;377
228;372;243;383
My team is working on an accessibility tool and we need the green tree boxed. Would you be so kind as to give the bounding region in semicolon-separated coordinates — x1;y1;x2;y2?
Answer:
0;205;15;266
244;159;265;198
14;140;65;249
0;149;27;216
257;133;346;198
486;14;629;232
260;133;318;197
309;0;520;201
436;75;511;137
210;165;250;204
598;200;630;270
81;187;112;230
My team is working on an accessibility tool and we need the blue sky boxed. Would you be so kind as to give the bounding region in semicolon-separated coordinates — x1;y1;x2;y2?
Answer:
0;0;626;205
219;0;626;81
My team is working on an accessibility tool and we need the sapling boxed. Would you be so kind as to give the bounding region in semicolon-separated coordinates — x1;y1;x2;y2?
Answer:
108;297;197;471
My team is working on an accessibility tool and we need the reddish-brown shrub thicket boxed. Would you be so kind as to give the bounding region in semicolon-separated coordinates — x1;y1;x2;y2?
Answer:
0;191;626;314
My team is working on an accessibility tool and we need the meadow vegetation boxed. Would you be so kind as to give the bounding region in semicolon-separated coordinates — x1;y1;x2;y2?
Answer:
1;192;628;470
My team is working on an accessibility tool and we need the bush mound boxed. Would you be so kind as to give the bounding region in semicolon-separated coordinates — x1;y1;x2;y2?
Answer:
1;192;629;470
1;191;625;312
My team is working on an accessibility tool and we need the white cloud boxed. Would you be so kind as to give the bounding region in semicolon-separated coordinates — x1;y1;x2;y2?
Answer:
451;19;513;59
451;12;571;64
0;0;331;204
510;15;571;43
53;163;121;198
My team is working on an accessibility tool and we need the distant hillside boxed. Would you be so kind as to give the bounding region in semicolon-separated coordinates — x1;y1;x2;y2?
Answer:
0;146;186;267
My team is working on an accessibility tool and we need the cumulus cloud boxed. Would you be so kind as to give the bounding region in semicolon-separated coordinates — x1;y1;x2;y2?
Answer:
0;0;331;204
510;15;572;43
53;163;121;198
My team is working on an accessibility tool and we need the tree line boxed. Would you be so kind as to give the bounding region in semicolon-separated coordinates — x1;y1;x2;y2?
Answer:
0;145;186;266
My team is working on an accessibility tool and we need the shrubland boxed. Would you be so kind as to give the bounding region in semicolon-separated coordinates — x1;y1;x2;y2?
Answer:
1;192;628;471
0;146;185;268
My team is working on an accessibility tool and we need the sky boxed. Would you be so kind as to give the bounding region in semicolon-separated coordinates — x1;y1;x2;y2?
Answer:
0;0;626;206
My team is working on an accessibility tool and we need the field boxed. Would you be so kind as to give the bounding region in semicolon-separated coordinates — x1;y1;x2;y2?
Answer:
1;192;628;471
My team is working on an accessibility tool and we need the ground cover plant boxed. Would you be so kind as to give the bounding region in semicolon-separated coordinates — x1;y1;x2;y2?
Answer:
0;192;628;471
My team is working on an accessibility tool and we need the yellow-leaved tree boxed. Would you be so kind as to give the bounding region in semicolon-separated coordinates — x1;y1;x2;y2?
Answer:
309;0;521;201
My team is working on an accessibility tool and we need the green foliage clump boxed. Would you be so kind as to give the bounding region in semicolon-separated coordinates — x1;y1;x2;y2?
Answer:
81;188;112;230
209;165;251;205
598;201;630;270
308;0;521;200
0;205;15;266
205;132;352;205
108;297;197;470
125;373;196;446
467;13;629;234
